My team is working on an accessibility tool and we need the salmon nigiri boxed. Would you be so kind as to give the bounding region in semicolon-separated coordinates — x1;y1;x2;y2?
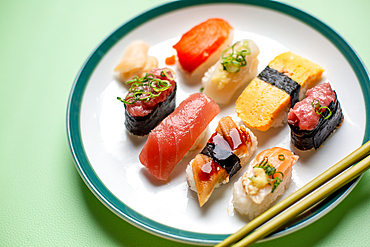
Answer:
173;18;234;83
231;147;298;220
139;93;220;181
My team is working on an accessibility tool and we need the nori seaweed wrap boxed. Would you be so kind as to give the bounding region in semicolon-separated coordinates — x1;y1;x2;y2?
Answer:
124;84;176;136
118;68;177;136
200;142;241;178
257;66;301;107
289;93;344;150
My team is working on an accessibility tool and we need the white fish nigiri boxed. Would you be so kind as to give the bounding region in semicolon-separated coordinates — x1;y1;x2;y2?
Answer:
231;147;298;220
202;39;260;104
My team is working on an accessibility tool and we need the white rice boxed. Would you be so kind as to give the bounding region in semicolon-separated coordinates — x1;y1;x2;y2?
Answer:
270;104;290;128
231;166;292;220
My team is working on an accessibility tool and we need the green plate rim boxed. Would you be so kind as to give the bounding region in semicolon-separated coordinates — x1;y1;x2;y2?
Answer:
66;0;370;245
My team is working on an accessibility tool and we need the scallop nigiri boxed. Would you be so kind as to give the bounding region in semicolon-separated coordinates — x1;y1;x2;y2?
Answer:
139;93;220;181
202;39;260;104
231;147;298;220
186;116;257;207
173;18;234;83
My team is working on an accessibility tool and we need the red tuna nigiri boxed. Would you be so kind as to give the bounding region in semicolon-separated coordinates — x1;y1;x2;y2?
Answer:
173;18;234;81
139;93;220;180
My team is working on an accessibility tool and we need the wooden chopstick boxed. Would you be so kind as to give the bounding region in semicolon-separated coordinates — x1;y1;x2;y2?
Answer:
216;140;370;247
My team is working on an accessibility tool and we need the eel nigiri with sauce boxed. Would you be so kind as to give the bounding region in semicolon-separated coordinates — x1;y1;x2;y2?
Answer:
173;18;234;83
186;116;257;207
231;147;298;220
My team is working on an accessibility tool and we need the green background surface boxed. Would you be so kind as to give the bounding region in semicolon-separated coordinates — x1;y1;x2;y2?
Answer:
1;0;370;246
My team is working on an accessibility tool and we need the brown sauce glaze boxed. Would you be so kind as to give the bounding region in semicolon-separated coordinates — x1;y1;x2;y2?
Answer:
197;158;223;182
208;125;251;155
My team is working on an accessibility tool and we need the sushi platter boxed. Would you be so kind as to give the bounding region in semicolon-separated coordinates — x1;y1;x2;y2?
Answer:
67;0;370;245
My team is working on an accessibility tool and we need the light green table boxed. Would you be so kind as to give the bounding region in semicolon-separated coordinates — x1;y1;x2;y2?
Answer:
1;0;370;246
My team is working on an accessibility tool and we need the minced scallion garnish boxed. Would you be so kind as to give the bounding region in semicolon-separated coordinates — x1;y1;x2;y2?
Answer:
117;69;173;105
220;40;251;73
253;156;284;193
160;69;175;80
311;99;332;119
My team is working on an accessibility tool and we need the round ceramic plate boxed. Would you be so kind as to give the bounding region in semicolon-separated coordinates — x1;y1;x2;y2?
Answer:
67;0;370;245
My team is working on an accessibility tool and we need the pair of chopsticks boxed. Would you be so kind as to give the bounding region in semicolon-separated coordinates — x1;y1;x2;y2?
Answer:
216;140;370;247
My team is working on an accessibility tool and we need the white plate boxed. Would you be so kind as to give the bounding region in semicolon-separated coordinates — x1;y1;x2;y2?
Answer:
67;0;370;245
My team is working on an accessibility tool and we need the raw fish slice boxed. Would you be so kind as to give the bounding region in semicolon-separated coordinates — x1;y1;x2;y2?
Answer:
186;116;257;207
288;82;344;150
118;68;177;136
173;18;234;83
231;147;298;220
288;83;336;131
139;93;220;181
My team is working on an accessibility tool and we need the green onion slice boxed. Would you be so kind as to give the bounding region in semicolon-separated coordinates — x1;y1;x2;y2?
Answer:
278;154;285;161
311;99;333;119
117;69;174;105
220;40;251;73
254;156;284;193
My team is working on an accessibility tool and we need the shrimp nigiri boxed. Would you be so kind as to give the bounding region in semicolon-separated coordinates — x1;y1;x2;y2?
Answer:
231;147;298;220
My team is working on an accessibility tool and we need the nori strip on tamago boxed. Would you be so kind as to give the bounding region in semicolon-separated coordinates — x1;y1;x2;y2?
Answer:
201;142;241;177
124;84;177;136
258;66;301;107
289;93;344;150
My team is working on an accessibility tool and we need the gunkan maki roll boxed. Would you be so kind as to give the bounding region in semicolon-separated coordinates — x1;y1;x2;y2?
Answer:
117;68;177;136
288;83;344;150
